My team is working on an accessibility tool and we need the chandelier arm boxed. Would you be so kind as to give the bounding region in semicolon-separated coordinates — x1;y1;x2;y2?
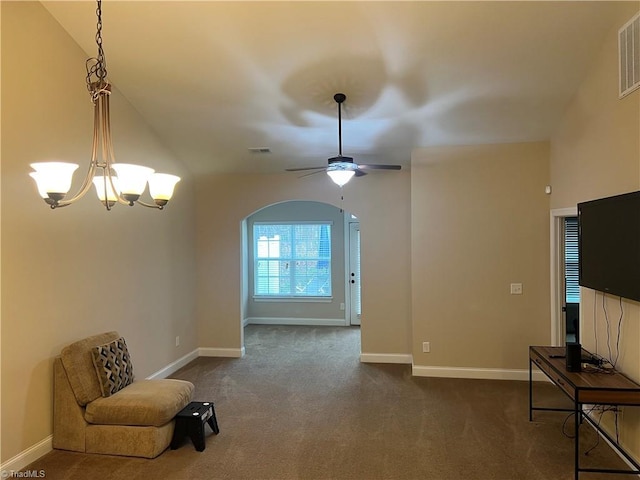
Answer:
101;94;131;207
53;164;97;207
98;173;112;211
54;99;104;207
135;200;163;210
100;93;110;168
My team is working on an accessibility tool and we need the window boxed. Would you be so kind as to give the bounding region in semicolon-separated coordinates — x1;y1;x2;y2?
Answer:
253;223;331;298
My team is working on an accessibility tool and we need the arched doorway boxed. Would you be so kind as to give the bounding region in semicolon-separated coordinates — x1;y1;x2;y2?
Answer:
240;200;361;352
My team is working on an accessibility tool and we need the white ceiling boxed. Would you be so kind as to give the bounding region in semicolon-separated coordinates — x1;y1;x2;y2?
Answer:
42;1;632;176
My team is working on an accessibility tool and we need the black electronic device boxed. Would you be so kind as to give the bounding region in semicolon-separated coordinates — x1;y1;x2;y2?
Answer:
578;191;640;302
566;342;582;372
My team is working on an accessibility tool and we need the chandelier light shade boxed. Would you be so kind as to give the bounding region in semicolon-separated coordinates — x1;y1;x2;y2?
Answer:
149;173;182;204
29;0;180;211
92;176;120;207
29;162;80;204
111;163;154;203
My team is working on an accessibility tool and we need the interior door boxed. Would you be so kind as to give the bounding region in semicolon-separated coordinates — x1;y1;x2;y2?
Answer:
348;222;361;326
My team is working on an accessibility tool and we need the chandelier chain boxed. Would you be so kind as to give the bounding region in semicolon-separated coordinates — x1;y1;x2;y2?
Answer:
86;0;108;98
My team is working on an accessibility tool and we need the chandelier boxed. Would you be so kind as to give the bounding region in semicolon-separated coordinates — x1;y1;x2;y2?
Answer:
30;0;180;210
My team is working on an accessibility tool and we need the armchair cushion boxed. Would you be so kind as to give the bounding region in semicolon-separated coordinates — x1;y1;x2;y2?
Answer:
91;337;134;397
61;331;120;406
84;379;194;427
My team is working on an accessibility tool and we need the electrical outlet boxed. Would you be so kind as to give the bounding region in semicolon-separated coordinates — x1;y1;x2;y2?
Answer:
422;342;430;353
175;336;180;347
510;283;523;295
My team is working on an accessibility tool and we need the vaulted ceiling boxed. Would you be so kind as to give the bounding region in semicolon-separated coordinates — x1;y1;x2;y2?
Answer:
42;1;632;176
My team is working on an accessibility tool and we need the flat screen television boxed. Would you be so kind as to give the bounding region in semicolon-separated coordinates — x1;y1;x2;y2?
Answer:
578;191;640;302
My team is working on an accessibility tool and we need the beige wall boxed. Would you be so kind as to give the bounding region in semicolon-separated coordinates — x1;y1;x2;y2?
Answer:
411;142;551;370
550;6;640;461
1;2;197;462
195;171;411;356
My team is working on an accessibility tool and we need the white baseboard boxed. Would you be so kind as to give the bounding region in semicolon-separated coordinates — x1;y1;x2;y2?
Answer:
146;349;199;380
412;365;549;382
360;353;413;364
0;435;52;475
199;347;245;358
245;317;347;327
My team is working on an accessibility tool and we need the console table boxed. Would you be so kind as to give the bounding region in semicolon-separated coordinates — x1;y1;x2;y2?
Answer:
529;346;640;480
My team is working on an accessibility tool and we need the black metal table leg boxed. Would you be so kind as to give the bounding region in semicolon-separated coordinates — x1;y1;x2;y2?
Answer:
529;358;533;421
574;399;580;480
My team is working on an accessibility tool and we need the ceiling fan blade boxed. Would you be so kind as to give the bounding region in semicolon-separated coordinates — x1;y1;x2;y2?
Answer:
298;170;326;178
357;164;402;171
354;169;367;177
285;166;327;172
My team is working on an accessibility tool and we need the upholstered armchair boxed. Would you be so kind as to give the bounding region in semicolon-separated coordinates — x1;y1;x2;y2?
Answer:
53;331;194;458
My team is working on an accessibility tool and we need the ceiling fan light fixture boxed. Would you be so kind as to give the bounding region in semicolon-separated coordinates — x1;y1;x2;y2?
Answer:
326;162;357;187
285;92;400;182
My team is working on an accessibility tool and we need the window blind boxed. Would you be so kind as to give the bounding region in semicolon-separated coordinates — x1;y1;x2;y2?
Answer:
254;223;332;297
564;217;580;304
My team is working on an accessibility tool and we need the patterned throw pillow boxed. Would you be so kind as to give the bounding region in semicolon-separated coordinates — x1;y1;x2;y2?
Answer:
91;337;135;397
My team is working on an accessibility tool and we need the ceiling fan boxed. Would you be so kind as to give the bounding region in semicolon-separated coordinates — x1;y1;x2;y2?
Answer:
286;93;401;187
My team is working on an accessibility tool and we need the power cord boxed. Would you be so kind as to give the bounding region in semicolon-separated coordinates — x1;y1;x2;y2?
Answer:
613;296;623;368
584;406;620;456
593;290;598;355
602;292;613;363
561;412;576;439
596;292;625;369
561;406;620;455
581;363;615;374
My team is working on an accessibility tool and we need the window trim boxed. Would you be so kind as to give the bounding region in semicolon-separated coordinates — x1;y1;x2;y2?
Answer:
252;296;333;303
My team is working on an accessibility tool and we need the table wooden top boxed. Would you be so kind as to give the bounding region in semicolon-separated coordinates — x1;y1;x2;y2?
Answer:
530;345;640;394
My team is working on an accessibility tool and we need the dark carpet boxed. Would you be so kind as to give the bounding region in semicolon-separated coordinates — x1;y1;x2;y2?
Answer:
26;325;635;479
